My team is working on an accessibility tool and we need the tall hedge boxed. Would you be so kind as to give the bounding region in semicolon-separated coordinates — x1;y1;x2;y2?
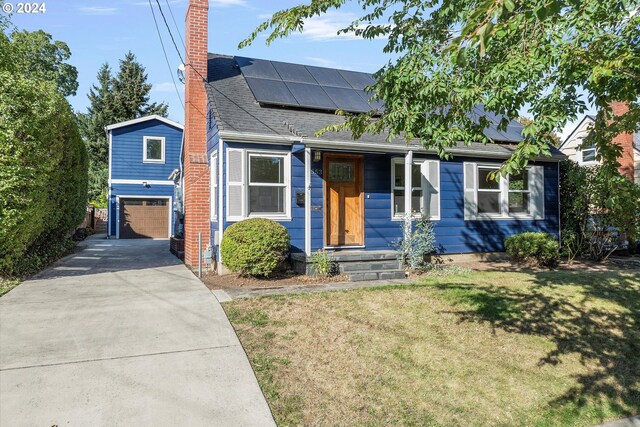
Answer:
0;71;88;274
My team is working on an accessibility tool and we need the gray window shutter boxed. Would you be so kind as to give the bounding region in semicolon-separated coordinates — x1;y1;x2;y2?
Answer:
530;165;545;220
463;162;477;220
226;148;245;221
421;161;440;220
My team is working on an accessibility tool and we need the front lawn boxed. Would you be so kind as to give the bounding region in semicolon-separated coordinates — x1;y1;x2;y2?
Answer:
0;278;20;297
225;270;640;426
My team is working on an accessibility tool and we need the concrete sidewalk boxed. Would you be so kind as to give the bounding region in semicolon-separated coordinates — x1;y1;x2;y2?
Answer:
0;237;275;426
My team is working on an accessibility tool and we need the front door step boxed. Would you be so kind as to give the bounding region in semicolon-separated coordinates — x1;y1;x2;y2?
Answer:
291;250;406;281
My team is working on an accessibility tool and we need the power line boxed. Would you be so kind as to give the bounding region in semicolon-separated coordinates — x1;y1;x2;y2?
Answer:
154;0;184;65
164;0;185;50
148;0;184;109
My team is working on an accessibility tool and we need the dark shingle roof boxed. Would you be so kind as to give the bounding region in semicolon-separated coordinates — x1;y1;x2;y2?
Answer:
206;54;564;159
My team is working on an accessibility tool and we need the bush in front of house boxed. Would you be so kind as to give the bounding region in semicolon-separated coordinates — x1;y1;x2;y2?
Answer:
220;218;290;277
399;214;437;271
505;232;559;268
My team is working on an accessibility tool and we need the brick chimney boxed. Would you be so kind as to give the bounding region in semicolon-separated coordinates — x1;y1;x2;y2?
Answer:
610;101;635;182
183;0;210;268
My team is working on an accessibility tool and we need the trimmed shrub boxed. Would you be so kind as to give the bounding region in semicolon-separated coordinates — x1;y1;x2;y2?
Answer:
220;218;290;277
0;71;88;275
505;232;559;268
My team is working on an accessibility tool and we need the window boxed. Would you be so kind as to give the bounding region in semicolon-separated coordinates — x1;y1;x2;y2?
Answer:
477;167;501;214
248;154;287;215
464;162;544;220
391;159;440;220
143;136;165;163
580;143;597;163
508;170;530;214
210;152;218;221
226;148;291;221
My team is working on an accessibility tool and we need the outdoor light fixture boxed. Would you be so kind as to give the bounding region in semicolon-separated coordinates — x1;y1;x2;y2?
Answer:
313;151;322;162
142;181;150;188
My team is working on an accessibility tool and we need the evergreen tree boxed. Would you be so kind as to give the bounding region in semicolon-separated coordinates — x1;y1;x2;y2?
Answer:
79;52;169;202
112;52;168;120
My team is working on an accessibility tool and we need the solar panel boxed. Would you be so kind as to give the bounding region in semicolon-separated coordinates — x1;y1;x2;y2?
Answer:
286;82;337;110
244;77;298;106
323;87;371;112
339;70;375;90
272;61;316;84
305;66;351;88
356;90;385;111
236;57;281;80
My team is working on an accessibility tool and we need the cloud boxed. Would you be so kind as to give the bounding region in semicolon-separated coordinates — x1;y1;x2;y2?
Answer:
304;57;338;68
78;6;117;15
299;11;360;41
210;0;246;7
153;82;179;93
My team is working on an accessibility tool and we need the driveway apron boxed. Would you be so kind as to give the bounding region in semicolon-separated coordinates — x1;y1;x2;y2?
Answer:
0;237;275;426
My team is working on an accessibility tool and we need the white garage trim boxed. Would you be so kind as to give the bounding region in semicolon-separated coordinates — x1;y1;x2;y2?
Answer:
109;179;175;185
115;195;172;239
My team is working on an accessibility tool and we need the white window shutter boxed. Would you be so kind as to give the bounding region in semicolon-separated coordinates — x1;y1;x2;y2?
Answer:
530;165;545;220
421;161;440;220
226;148;245;221
463;162;477;220
210;153;217;221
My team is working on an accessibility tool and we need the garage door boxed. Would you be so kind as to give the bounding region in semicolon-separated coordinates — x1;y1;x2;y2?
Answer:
119;198;169;239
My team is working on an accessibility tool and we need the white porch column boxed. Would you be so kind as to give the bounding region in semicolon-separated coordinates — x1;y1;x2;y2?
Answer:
304;146;312;256
404;150;413;239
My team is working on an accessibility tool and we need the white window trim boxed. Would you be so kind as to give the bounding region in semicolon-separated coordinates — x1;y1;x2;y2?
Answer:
226;148;292;222
143;136;166;164
390;158;440;221
210;152;218;221
473;164;536;220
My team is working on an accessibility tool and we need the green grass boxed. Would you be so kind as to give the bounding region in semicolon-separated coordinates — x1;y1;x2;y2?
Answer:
0;278;20;297
225;269;640;427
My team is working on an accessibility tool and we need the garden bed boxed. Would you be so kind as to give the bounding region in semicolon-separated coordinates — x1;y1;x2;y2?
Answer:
201;270;348;290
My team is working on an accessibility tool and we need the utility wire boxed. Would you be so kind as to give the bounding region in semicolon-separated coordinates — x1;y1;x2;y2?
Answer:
154;0;185;65
148;0;184;109
164;0;185;50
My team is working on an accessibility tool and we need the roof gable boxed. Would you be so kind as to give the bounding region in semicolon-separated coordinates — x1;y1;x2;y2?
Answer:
105;115;184;132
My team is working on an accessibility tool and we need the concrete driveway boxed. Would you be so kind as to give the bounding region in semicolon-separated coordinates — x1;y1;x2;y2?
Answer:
0;237;275;426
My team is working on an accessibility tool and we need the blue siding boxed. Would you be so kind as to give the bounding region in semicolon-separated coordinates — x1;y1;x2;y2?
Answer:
207;117;220;256
108;183;175;237
111;120;182;181
108;119;182;237
212;141;560;256
221;142;306;254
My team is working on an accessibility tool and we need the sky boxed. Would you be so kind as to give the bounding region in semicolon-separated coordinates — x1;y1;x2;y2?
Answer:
7;0;592;140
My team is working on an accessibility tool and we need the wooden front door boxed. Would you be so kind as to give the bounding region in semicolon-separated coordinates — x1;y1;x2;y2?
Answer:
325;154;364;246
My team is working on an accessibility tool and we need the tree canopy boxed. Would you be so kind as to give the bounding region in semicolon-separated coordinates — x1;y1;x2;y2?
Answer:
242;0;639;175
79;51;168;201
3;29;79;97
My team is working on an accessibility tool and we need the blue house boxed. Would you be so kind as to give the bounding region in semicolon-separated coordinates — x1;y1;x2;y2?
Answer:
106;115;183;239
194;54;564;278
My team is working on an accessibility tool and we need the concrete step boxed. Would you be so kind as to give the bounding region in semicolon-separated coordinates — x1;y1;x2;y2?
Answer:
339;260;401;273
347;270;406;282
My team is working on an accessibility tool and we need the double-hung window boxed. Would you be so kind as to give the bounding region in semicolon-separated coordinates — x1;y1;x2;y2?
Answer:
464;162;544;220
248;153;287;216
226;148;291;221
391;159;440;220
210;152;218;221
143;136;165;163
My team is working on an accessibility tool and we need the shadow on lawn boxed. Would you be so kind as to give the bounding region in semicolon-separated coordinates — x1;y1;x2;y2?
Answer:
434;270;640;417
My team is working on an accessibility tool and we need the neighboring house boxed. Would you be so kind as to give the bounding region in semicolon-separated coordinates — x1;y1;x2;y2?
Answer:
179;0;565;271
560;112;640;185
106;115;183;239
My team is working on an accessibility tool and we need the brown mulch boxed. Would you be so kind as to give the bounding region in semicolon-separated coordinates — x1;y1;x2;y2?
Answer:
201;269;349;290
